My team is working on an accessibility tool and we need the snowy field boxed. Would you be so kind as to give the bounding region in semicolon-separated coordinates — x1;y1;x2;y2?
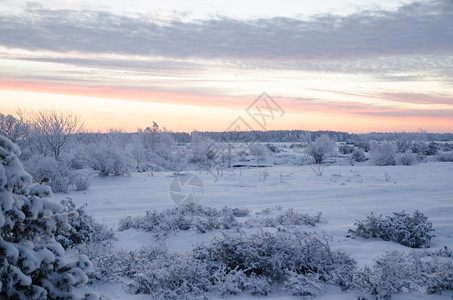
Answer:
63;162;453;299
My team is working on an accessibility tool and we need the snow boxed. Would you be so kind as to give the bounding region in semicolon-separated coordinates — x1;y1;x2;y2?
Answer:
63;162;453;299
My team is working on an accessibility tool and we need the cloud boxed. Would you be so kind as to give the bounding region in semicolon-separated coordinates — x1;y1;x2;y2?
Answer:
0;0;452;61
378;92;453;105
282;91;453;121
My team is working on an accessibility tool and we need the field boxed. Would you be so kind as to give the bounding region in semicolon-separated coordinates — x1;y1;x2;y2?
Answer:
64;161;453;299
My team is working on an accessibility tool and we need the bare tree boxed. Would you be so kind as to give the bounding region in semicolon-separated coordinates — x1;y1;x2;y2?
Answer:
29;110;84;160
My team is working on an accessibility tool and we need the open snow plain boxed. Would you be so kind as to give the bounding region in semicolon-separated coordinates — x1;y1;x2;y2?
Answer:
63;162;453;299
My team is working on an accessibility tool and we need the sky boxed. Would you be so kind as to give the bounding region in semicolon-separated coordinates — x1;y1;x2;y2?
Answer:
0;0;452;133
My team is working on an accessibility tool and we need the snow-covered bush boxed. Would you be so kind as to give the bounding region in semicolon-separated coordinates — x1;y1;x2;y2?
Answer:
24;155;90;193
82;143;129;177
254;208;322;227
76;242;169;283
56;198;114;249
306;134;336;164
193;231;356;290
0;136;97;299
127;253;212;299
339;144;355;155
370;142;397;166
71;172;91;191
124;230;356;298
436;151;453;162
348;210;434;248
352;148;367;162
118;203;249;234
354;251;415;299
397;151;418;165
249;143;268;164
283;272;326;297
354;250;453;299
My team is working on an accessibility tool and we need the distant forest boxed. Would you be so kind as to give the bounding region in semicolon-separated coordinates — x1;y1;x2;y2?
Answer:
161;130;453;144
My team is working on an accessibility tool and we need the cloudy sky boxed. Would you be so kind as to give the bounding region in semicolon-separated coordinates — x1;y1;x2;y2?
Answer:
0;0;452;133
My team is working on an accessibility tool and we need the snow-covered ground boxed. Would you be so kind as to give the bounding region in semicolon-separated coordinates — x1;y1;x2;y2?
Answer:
63;162;453;299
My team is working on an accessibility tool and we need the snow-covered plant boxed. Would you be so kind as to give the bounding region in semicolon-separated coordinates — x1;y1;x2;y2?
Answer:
0;136;97;299
24;155;90;193
126;252;212;300
82;142;129;177
370;142;397;166
76;242;168;283
71;172;91;191
354;250;415;299
339;144;355;155
118;203;249;234
193;231;356;288
354;249;453;298
283;272;325;297
397;150;418;165
249;143;268;164
305;134;336;164
0;113;27;143
352;148;367;162
436;151;453;162
310;164;325;176
349;210;435;248
56;198;114;249
255;208;322;227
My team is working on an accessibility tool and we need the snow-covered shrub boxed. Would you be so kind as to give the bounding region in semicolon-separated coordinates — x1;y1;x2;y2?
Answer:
427;141;439;155
306;134;336;164
82;143;129;176
339;144;355;155
354;251;415;299
429;246;453;258
71;172;91;191
249;143;268;164
352;148;367;162
265;143;280;153
255;208;322;227
436;151;453;162
56;198;114;249
193;231;356;289
118;203;249;234
370;142;397;166
397;151;418;165
76;242;169;282
24;155;90;193
310;164;325;176
349;210;434;248
354;250;453;299
396;140;412;153
126;253;212;299
424;256;453;295
29;182;53;198
0;136;97;299
283;272;326;297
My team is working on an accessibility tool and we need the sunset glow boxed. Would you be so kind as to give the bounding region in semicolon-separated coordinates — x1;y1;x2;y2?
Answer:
1;0;452;133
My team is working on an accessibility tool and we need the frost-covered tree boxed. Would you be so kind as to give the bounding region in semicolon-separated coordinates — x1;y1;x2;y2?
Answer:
370;142;397;166
22;110;84;161
249;144;268;164
0;136;96;299
190;131;206;163
0;113;27;143
305;134;336;164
